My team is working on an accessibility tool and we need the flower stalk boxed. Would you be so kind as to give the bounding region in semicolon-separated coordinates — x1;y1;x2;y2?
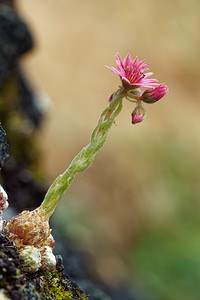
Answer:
39;88;125;217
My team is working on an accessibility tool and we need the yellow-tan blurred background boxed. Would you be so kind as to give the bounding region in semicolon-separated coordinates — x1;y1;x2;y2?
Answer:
18;1;200;299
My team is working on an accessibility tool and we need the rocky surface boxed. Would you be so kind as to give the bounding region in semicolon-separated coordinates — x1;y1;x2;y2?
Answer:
0;233;89;299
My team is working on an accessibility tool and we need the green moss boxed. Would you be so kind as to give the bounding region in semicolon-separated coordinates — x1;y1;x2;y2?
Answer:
36;270;89;300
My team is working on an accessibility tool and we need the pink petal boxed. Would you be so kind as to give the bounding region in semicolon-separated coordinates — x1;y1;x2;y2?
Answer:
123;53;131;67
115;53;124;71
105;66;121;76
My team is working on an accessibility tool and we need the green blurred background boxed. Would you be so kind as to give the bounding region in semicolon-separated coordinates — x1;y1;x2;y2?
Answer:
18;0;200;299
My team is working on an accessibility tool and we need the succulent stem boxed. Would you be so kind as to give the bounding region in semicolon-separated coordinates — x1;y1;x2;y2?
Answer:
39;89;125;217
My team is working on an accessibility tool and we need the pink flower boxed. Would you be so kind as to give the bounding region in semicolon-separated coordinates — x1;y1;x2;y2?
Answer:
131;104;146;124
106;53;158;89
142;84;168;103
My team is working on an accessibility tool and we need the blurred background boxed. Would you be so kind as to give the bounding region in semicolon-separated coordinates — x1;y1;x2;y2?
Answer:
10;0;200;299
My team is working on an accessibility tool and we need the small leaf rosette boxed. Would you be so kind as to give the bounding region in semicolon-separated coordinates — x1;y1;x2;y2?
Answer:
19;246;41;273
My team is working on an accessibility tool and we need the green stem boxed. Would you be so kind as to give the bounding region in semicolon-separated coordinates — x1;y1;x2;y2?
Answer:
39;89;125;217
126;91;142;102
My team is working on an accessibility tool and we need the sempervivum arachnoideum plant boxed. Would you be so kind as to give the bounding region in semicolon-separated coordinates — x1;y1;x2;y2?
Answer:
3;209;55;273
2;53;168;273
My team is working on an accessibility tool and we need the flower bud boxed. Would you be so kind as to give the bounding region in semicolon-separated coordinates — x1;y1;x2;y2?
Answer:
131;104;146;124
40;246;56;272
141;84;168;104
19;246;41;273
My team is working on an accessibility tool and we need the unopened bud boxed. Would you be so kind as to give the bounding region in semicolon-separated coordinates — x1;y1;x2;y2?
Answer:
40;246;56;272
142;84;168;104
131;104;146;124
19;246;41;273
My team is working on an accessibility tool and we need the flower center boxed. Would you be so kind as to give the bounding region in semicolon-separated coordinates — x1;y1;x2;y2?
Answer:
124;66;145;84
